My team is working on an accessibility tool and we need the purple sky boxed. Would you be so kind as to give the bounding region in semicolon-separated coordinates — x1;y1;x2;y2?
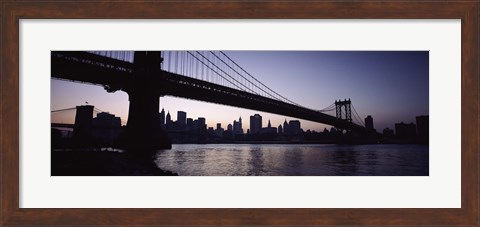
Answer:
51;51;428;132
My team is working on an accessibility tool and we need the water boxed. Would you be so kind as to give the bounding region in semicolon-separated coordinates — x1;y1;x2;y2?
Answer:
154;144;429;176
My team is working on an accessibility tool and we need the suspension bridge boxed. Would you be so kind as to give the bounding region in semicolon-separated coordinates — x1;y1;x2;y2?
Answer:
51;51;371;149
51;106;127;128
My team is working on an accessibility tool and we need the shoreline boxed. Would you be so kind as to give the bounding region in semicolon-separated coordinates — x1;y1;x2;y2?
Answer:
170;141;427;145
52;149;178;176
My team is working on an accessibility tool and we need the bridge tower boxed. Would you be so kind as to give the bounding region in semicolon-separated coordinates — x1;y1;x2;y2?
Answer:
335;99;352;132
124;51;171;150
72;105;94;145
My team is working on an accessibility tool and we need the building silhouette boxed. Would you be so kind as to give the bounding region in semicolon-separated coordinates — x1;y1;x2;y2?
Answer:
233;117;243;135
94;105;384;144
330;127;337;134
215;123;224;137
260;120;277;134
365;115;374;131
283;119;289;135
70;105;124;146
159;108;165;129
395;122;416;141
186;118;193;131
250;114;262;134
73;105;94;143
197;117;206;131
177;111;187;130
165;111;172;130
288;120;302;135
92;112;122;144
382;127;394;139
416;115;429;144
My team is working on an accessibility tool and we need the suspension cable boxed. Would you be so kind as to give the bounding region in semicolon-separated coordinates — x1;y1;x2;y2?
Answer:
219;51;301;106
188;51;247;92
351;104;365;127
210;51;282;102
51;107;77;113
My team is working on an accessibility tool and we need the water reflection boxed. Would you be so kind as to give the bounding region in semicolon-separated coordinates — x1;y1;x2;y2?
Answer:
154;144;429;176
283;147;304;175
174;150;187;165
247;146;265;176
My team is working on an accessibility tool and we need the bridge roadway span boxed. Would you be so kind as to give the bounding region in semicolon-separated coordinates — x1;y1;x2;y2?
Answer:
52;51;366;132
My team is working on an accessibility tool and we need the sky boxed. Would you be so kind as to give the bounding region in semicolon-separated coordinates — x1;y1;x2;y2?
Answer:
51;51;429;132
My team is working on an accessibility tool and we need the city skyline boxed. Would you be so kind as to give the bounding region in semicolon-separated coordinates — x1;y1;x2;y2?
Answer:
51;51;429;132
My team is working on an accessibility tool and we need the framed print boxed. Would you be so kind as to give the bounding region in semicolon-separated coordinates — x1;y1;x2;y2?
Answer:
1;1;478;226
23;20;457;209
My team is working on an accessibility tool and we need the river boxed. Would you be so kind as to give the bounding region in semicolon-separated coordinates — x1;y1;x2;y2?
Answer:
154;144;428;176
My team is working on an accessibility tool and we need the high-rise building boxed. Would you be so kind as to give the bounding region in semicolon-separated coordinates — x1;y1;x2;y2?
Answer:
233;117;243;135
416;115;429;143
177;111;187;130
215;123;224;137
278;124;283;134
186;118;193;130
365;115;374;131
283;119;289;135
227;124;233;132
249;114;262;134
239;117;242;133
288;120;302;135
197;117;206;131
166;111;172;130
73;105;94;141
159;108;165;128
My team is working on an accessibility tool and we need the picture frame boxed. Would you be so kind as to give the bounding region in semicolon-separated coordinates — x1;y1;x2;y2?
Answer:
1;1;478;226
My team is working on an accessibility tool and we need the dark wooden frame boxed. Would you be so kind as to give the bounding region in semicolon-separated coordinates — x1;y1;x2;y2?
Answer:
1;1;478;226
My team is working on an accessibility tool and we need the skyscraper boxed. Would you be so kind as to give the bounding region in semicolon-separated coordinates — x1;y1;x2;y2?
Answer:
283;119;289;135
288;120;302;135
365;115;374;131
159;108;165;128
233;117;243;135
250;114;262;134
73;105;94;141
186;118;193;131
416;115;429;143
177;111;187;130
166;111;172;130
239;117;242;129
197;117;206;131
215;123;224;137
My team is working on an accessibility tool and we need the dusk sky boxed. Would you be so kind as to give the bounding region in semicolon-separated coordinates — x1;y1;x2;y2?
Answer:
51;51;429;132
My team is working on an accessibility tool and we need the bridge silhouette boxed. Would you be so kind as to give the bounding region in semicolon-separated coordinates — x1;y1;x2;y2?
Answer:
51;51;370;149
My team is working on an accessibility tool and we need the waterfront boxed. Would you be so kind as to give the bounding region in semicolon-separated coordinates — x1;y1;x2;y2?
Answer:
51;51;430;176
155;144;428;176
